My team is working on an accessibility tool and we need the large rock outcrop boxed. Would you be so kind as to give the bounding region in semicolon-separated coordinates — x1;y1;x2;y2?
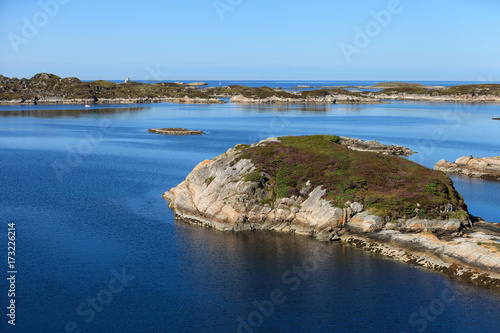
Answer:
164;136;500;287
435;156;500;181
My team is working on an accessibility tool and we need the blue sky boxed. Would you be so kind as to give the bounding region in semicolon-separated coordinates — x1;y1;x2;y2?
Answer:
1;0;499;80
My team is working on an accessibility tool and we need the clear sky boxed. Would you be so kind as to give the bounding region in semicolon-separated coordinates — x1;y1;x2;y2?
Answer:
1;0;499;81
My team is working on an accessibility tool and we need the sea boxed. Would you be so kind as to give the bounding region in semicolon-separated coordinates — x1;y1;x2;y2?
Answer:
0;80;499;332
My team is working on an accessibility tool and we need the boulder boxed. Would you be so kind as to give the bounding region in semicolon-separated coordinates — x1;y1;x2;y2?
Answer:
347;212;383;233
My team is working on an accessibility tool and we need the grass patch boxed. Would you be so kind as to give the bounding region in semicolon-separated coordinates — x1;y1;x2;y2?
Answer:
245;172;262;182
328;135;341;144
477;242;500;251
237;135;468;219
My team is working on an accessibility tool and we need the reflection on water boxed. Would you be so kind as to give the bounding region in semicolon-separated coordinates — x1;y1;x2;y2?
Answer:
1;100;500;332
227;103;334;114
0;106;150;118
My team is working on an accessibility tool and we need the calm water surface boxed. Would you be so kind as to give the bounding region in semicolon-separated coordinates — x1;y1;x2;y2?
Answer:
0;101;499;332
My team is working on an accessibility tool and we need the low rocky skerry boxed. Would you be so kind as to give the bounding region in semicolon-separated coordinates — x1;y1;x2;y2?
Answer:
148;128;205;135
435;156;500;181
164;135;500;288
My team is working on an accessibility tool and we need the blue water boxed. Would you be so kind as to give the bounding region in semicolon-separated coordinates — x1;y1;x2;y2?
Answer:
1;100;500;332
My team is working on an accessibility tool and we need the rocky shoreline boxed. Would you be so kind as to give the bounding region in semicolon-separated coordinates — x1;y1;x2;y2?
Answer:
3;73;500;106
375;93;500;103
229;94;382;104
164;136;500;288
0;96;225;105
435;156;500;181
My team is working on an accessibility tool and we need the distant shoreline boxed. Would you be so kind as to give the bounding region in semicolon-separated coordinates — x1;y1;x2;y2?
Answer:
2;73;500;105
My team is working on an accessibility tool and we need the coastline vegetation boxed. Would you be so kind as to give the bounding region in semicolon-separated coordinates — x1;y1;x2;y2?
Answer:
237;135;468;220
1;73;499;103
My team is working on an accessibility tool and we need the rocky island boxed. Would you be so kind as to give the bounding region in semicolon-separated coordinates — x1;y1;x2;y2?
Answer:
203;86;381;104
3;73;500;105
164;135;500;288
435;156;500;181
372;83;500;102
0;73;223;105
147;128;205;135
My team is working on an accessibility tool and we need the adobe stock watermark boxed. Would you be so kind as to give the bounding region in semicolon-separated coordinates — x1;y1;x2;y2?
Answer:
339;0;409;63
8;0;71;54
143;64;170;82
213;0;244;21
411;107;471;165
236;246;332;333
478;74;495;83
400;280;469;333
50;118;115;183
247;113;294;144
411;73;494;165
61;268;136;333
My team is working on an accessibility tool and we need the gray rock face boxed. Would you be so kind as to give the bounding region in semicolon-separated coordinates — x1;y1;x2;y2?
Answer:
402;218;462;231
163;138;382;239
347;211;383;232
350;202;364;214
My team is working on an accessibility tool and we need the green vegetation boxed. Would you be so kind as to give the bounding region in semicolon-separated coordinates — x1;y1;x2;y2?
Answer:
245;172;262;182
204;86;361;100
0;73;216;101
375;87;430;95
3;74;498;103
234;144;251;151
299;88;360;98
204;85;297;99
205;176;215;185
328;135;341;144
236;135;468;220
433;84;500;97
371;82;424;88
477;242;500;251
374;83;500;97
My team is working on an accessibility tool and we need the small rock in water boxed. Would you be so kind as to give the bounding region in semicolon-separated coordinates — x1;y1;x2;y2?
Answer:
147;128;205;135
